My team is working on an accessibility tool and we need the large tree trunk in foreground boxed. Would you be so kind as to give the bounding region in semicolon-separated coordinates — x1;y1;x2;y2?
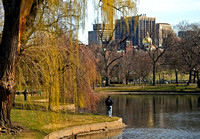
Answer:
0;0;21;130
0;0;34;131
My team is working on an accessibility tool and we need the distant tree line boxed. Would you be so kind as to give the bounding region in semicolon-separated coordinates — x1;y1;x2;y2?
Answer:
90;21;200;86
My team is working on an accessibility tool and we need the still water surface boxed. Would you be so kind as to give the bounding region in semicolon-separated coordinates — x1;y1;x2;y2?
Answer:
95;95;200;139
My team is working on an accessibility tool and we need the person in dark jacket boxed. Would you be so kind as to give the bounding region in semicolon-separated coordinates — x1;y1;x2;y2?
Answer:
105;95;113;117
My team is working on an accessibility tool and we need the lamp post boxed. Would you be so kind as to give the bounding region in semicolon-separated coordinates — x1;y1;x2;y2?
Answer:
193;68;196;83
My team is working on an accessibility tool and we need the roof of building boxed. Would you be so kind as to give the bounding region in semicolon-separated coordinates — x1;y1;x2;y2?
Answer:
156;23;171;25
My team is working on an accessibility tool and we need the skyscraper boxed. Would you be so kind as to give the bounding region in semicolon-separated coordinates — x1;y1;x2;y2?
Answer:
115;14;156;49
178;31;193;38
88;24;115;45
156;23;173;47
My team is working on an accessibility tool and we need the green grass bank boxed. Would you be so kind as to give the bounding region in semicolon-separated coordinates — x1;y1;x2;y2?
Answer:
0;95;119;139
95;84;200;93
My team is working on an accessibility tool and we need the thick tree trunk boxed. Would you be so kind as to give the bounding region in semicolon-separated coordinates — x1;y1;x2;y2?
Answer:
125;75;129;85
197;71;200;88
0;0;21;130
0;88;15;129
105;68;110;86
152;63;156;86
188;70;192;84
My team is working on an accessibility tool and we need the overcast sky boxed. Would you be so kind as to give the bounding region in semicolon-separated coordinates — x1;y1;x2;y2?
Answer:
79;0;200;44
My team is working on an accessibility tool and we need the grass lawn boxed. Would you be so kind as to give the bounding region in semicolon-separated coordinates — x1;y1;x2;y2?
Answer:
0;109;118;139
0;95;119;139
95;84;200;92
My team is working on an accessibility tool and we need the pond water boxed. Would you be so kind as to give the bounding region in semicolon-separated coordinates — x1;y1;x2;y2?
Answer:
95;94;200;139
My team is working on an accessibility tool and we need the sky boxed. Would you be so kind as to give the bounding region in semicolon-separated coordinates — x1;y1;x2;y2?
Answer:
79;0;200;44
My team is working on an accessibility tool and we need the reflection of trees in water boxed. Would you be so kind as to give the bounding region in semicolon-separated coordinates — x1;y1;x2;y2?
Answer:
97;95;200;128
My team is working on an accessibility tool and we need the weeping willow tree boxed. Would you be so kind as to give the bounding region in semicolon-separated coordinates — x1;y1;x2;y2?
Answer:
0;0;137;132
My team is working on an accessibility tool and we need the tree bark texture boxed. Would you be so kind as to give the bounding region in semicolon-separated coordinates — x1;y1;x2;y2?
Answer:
0;0;21;129
188;70;192;84
105;67;110;86
0;0;34;130
152;63;156;86
18;0;34;54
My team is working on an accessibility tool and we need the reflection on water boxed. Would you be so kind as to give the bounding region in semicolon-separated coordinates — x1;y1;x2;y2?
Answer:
97;95;200;138
122;127;200;139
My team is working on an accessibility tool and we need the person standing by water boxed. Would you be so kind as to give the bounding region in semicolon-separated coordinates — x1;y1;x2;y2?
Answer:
105;95;113;117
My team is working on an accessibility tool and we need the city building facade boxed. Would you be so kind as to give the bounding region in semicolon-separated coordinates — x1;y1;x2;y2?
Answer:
88;24;115;45
178;31;194;38
156;23;173;47
115;14;156;49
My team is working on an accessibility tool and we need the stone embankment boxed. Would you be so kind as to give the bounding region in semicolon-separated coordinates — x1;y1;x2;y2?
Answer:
44;118;125;139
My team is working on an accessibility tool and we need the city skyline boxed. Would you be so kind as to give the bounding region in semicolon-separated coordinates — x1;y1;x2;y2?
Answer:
79;0;200;44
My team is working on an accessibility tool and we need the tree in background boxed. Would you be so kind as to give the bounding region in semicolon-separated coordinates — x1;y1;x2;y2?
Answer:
180;24;200;83
132;52;152;84
89;24;125;86
146;32;175;86
163;36;184;85
175;21;200;84
109;51;134;85
118;53;134;84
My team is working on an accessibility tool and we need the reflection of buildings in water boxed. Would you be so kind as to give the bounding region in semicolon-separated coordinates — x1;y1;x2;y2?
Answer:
148;98;154;127
114;96;156;127
158;98;164;128
97;95;200;128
